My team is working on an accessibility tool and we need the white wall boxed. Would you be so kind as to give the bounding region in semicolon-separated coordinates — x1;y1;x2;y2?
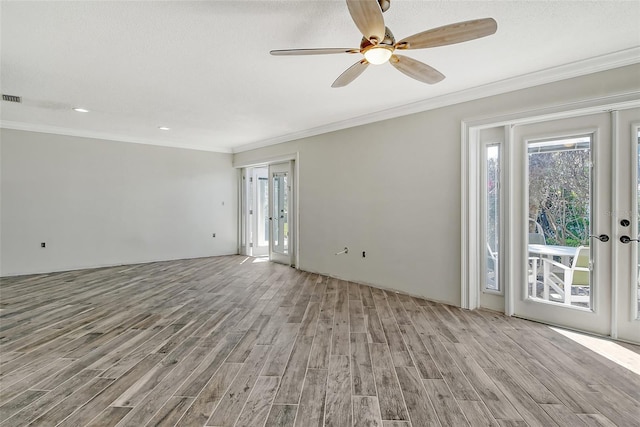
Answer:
234;64;640;306
1;130;237;276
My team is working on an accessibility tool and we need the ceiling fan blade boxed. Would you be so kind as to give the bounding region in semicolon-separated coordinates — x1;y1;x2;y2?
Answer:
332;59;369;88
270;48;360;56
390;55;445;84
346;0;385;43
396;18;497;50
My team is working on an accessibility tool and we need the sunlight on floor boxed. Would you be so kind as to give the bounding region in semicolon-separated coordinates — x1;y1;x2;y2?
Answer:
252;256;269;263
550;327;640;376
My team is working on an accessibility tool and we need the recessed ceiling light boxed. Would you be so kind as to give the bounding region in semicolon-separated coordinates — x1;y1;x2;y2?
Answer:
73;107;89;113
158;126;170;131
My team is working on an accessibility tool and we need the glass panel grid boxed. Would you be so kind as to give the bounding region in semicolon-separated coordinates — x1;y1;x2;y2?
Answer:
258;177;269;247
485;144;500;292
272;172;288;255
527;135;592;309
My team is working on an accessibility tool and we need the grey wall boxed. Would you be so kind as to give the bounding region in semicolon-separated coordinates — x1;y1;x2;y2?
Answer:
1;130;237;275
234;64;640;306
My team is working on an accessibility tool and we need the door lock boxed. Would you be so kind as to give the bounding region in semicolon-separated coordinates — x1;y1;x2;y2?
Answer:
589;234;610;242
620;235;639;244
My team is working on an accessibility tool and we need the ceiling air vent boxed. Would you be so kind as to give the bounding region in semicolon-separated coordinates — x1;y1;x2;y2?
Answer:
2;94;22;103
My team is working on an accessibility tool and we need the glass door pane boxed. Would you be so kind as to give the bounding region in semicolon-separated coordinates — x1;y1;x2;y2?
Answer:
272;172;288;254
527;136;592;308
257;174;269;249
269;162;293;265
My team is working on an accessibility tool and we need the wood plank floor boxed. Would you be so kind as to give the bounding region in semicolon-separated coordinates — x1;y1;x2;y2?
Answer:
1;255;639;426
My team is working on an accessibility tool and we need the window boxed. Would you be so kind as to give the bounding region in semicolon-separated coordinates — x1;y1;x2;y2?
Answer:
484;143;501;292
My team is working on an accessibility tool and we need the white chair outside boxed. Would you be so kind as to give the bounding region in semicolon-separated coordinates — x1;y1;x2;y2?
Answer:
540;246;590;305
527;219;546;287
487;242;499;291
528;218;546;245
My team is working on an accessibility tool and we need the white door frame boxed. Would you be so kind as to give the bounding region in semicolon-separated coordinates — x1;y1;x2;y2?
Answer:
461;92;640;340
235;153;299;268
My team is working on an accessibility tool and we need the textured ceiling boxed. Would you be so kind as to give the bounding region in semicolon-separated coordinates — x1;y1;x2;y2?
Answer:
1;1;639;153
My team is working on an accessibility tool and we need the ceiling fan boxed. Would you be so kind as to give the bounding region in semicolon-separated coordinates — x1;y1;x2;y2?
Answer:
270;0;497;87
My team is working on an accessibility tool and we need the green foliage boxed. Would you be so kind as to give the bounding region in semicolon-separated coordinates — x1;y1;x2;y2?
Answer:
528;148;590;247
486;154;500;251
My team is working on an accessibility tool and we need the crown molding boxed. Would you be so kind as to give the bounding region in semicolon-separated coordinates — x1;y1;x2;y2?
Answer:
2;48;638;155
233;47;640;153
0;121;233;154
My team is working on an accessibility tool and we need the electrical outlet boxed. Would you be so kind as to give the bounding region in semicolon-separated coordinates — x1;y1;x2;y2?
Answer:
212;233;216;238
41;242;46;248
362;251;366;258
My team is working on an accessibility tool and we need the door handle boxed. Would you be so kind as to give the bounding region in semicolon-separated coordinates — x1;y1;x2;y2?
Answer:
620;235;639;244
589;234;610;242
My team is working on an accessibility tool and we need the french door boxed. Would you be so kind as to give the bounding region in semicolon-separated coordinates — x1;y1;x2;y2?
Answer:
512;113;611;335
268;162;293;265
249;167;269;256
615;108;640;342
509;109;640;342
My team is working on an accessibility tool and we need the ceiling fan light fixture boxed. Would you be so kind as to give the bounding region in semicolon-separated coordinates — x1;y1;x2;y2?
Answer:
271;2;497;86
364;46;392;64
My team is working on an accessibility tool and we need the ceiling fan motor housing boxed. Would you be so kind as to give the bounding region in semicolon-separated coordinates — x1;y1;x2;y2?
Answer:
360;26;395;50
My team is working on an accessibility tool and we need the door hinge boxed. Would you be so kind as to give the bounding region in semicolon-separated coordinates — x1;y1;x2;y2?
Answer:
249;209;253;215
250;177;253;183
249;242;253;248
